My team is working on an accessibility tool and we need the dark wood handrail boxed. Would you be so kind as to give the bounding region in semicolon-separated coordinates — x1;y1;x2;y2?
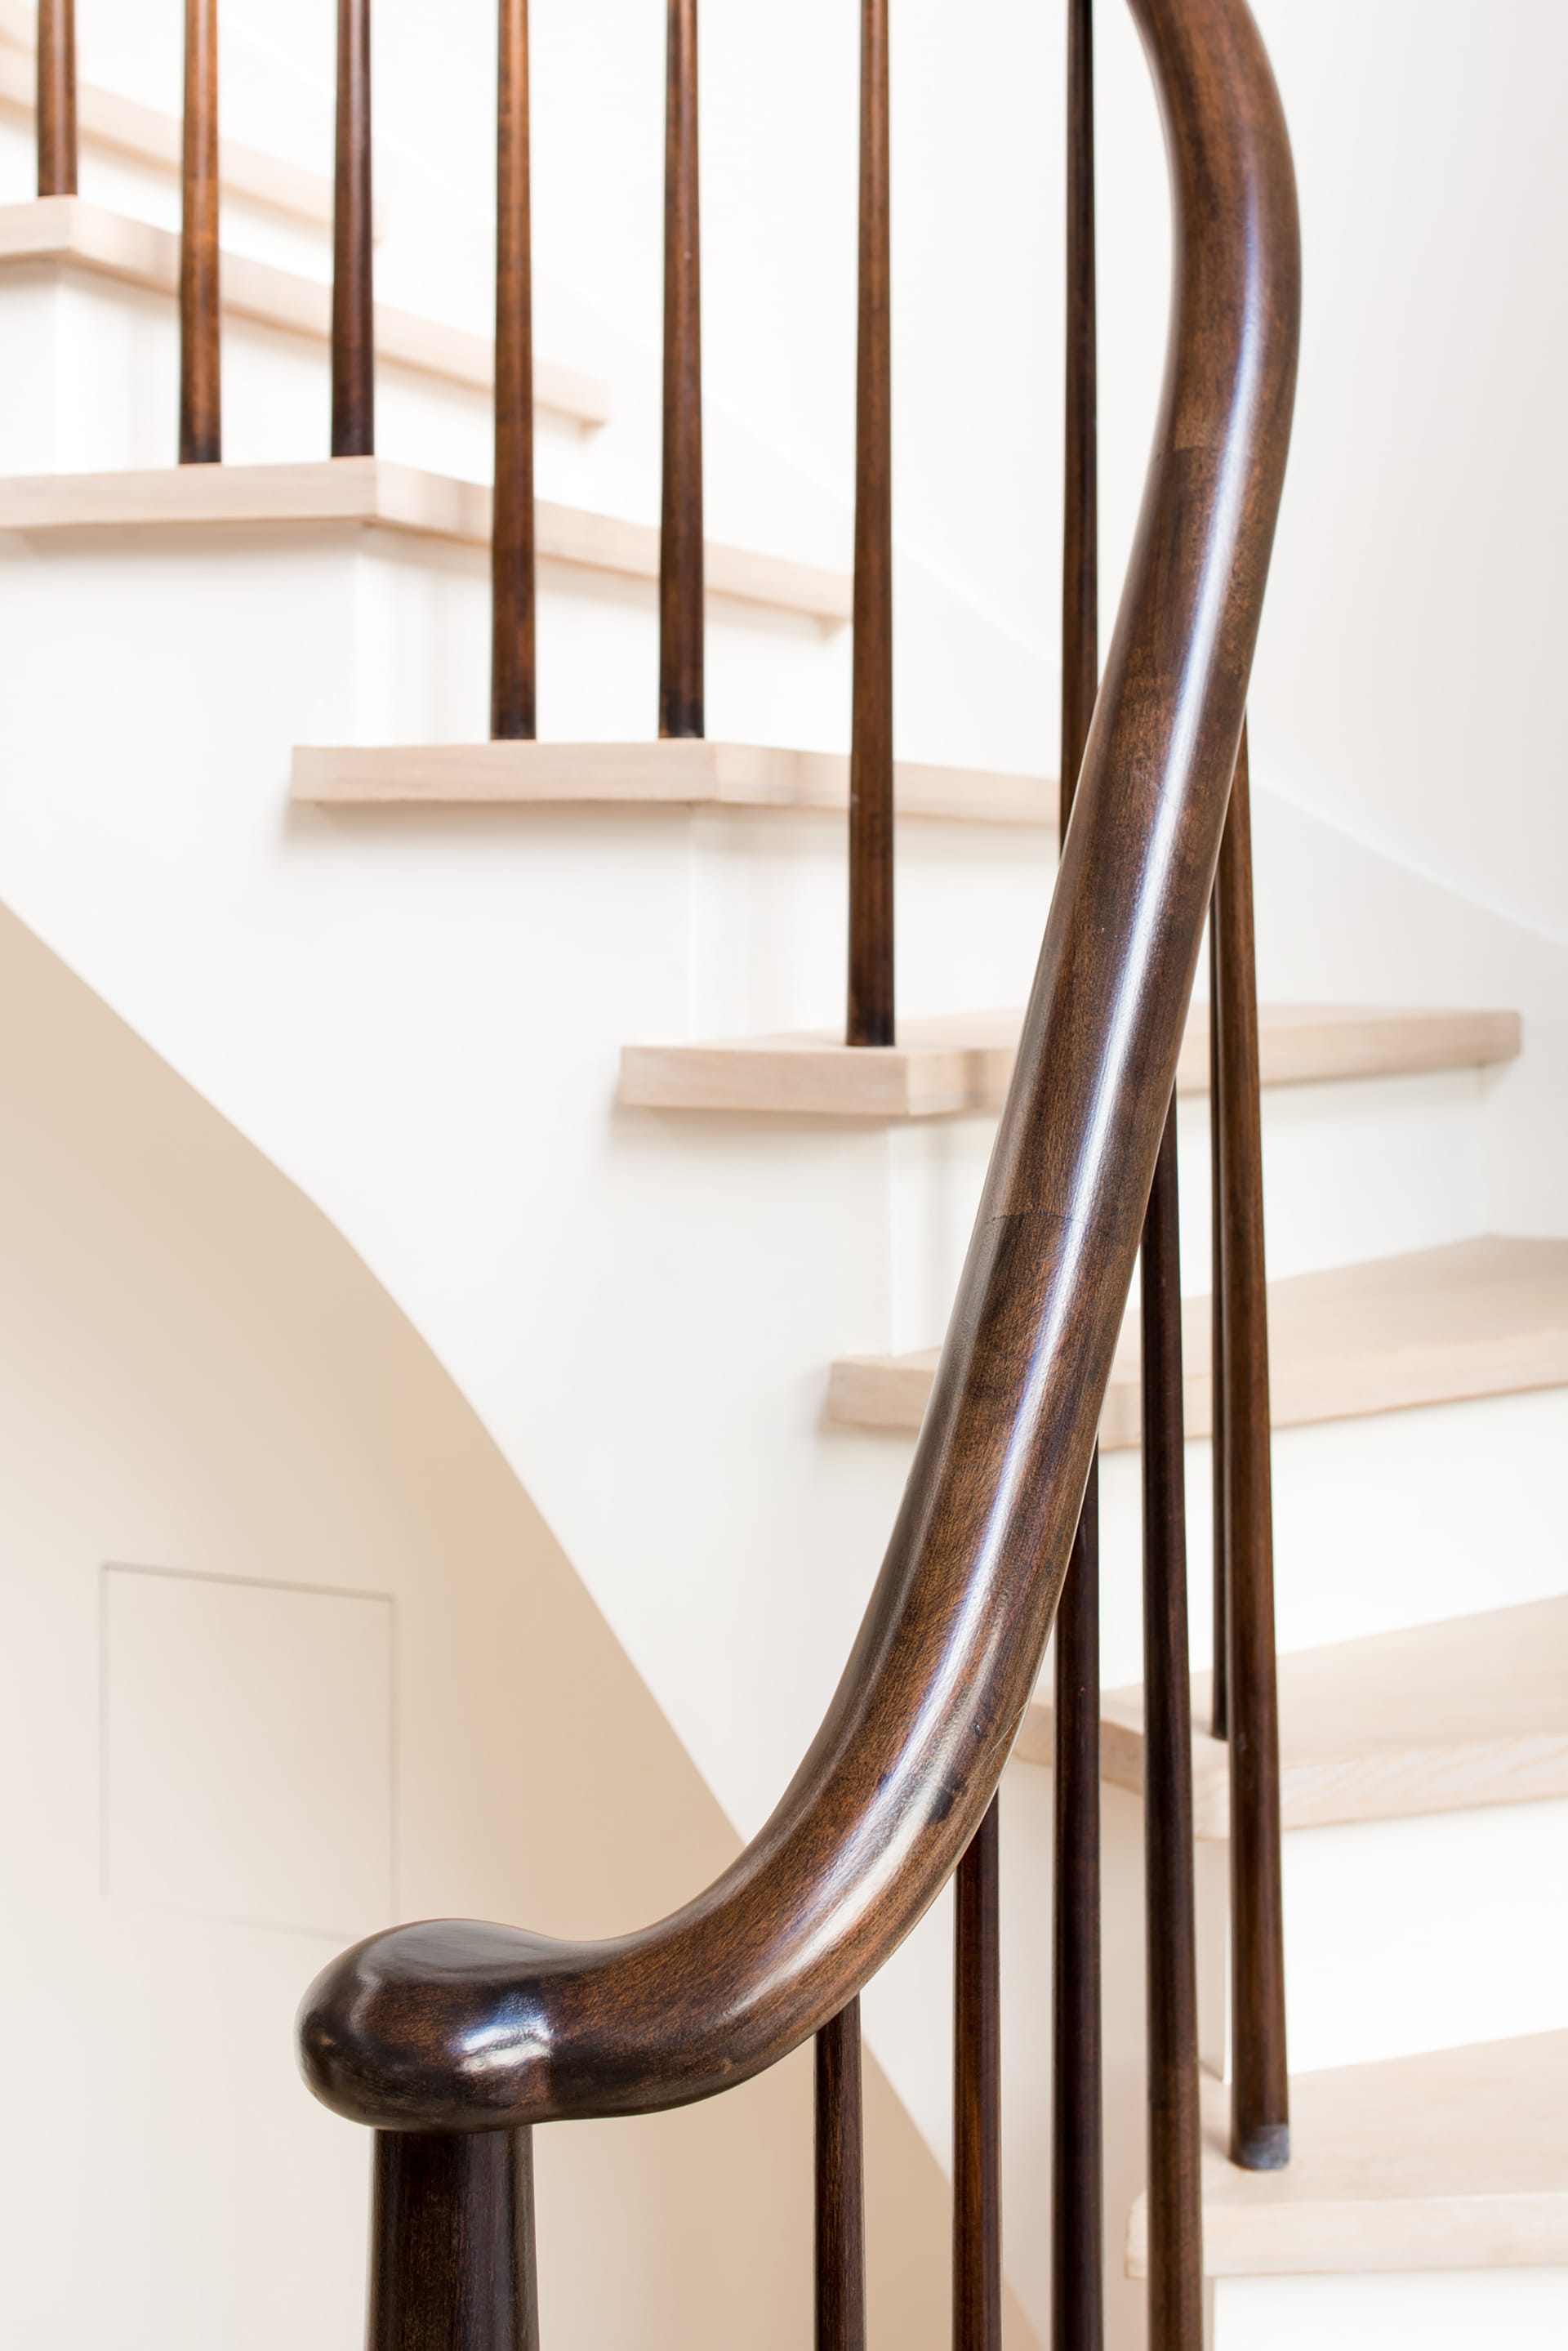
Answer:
298;0;1298;2140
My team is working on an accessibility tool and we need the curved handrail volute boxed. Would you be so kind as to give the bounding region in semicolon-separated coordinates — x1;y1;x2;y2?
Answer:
299;0;1298;2135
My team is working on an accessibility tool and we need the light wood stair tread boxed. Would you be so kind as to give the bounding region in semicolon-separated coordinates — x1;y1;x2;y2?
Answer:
829;1233;1562;1439
0;458;848;619
291;739;1051;824
1017;1592;1568;1834
620;1001;1519;1119
1126;2033;1568;2276
0;199;608;422
0;21;368;234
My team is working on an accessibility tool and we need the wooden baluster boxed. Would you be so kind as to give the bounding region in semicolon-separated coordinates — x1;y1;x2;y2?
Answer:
368;2128;539;2351
815;1999;867;2351
179;0;221;466
1051;4;1103;2346
1140;1107;1205;2347
332;0;375;458
1212;724;1290;2170
954;1797;1000;2351
658;0;703;739
846;0;893;1046
492;0;536;739
36;0;76;195
1208;931;1229;1742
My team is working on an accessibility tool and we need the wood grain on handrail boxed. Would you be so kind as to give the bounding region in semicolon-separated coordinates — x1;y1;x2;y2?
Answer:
298;0;1300;2140
178;0;220;466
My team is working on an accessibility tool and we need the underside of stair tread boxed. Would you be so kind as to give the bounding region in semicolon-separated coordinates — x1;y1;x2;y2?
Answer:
1126;2033;1568;2277
619;1001;1520;1118
1016;1592;1568;1833
0;199;606;419
291;739;1054;825
829;1233;1567;1438
0;459;849;619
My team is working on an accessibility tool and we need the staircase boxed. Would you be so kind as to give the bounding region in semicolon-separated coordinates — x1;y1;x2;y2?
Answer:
2;2;1566;2348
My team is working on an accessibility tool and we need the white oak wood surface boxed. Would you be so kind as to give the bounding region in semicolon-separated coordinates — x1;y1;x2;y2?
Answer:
1016;1590;1568;1834
1125;2032;1568;2276
828;1233;1562;1439
292;739;1053;825
0;456;851;619
619;1002;1521;1119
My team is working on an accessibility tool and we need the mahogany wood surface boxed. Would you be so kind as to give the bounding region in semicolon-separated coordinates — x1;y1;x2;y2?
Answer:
1051;5;1103;2343
369;2128;538;2351
332;0;374;457
35;0;75;195
846;0;893;1046
1139;1106;1204;2345
1214;728;1290;2170
1209;906;1229;1741
658;0;703;739
954;1800;1001;2351
1051;1472;1103;2351
178;0;220;466
298;0;1299;2142
491;0;536;739
814;1999;866;2351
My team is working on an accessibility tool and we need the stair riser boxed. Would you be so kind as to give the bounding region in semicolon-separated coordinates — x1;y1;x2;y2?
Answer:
0;270;579;488
1095;1385;1568;1683
1192;1797;1568;2080
1212;2268;1568;2349
882;1071;1490;1358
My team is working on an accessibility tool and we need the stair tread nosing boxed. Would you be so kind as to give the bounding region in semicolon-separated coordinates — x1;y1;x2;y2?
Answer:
620;1001;1520;1119
1015;1591;1568;1833
0;458;849;621
1125;2032;1568;2277
291;739;1054;826
0;198;608;422
829;1233;1563;1437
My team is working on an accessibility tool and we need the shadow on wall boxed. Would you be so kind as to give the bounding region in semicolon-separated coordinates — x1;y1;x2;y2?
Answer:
0;902;1040;2351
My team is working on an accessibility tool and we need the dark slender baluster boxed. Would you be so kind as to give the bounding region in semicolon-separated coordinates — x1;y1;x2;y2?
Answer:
179;0;221;466
658;0;703;739
1051;6;1102;2347
1140;1107;1205;2349
492;0;536;738
816;1999;867;2351
1051;1466;1102;2351
332;0;374;458
36;0;76;195
1213;725;1289;2170
368;2128;539;2351
1209;916;1229;1741
846;0;893;1047
954;1797;1000;2351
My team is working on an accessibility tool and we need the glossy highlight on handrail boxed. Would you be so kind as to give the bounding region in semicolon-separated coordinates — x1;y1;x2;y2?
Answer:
298;0;1299;2137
